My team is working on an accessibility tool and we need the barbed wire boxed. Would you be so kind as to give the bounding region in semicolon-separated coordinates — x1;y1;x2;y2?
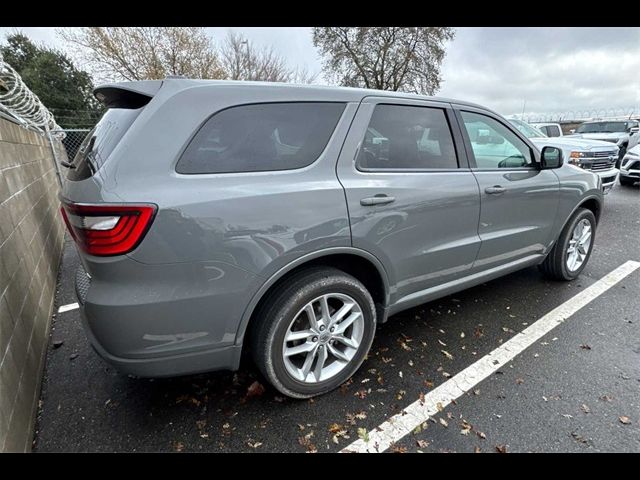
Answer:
513;107;639;124
0;53;65;138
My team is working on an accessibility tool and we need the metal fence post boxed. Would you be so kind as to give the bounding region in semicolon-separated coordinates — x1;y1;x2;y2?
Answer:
45;125;64;189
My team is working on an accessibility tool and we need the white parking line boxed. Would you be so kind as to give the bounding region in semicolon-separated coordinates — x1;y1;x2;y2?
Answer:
341;260;640;453
58;302;79;313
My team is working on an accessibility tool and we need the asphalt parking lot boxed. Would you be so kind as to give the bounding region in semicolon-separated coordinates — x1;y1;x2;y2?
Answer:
34;183;639;453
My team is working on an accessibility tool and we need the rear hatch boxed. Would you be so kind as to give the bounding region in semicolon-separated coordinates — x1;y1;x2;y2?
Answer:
60;81;162;262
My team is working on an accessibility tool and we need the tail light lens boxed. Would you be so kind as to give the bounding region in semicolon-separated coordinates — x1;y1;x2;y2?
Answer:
60;202;157;256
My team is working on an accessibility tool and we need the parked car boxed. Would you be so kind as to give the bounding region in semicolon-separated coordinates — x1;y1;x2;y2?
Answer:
567;120;640;167
531;122;563;137
619;144;640;186
60;79;603;398
509;119;619;194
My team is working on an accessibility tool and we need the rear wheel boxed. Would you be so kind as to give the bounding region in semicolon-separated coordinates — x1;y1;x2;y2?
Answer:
251;267;376;398
539;208;596;281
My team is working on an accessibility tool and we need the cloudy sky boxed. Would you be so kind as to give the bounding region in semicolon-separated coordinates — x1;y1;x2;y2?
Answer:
1;27;638;118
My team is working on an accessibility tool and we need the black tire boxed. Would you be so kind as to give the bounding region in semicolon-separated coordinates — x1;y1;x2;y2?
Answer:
619;175;637;187
250;267;376;399
539;208;596;281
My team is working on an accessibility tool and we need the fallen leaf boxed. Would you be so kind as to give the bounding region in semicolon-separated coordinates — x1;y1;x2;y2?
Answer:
619;416;631;425
436;402;444;412
439;418;449;428
600;395;613;402
460;332;465;338
473;389;480;396
581;404;590;414
328;423;344;434
247;440;263;449
400;341;412;352
438;339;447;346
357;427;369;442
246;381;266;399
477;431;486;439
354;389;367;399
442;372;452;378
474;446;481;453
571;432;589;445
495;444;508;454
173;441;185;452
391;445;407;453
441;350;454;360
580;344;591;350
515;378;524;385
416;439;430;449
424;380;434;389
382;356;393;364
399;371;403;379
419;392;425;405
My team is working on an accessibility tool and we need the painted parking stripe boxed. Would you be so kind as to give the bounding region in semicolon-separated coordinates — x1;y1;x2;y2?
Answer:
341;260;640;453
58;302;79;313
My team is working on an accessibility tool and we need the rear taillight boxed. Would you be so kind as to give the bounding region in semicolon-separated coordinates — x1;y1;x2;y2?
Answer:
60;202;157;256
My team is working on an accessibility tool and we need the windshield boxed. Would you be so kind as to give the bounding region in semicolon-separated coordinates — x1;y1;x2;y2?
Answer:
507;119;547;138
576;122;627;133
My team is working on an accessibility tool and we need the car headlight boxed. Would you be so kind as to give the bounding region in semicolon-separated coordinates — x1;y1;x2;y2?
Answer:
569;151;587;166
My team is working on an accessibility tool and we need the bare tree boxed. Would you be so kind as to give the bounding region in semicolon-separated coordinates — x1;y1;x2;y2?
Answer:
312;27;455;95
220;31;317;83
59;27;226;82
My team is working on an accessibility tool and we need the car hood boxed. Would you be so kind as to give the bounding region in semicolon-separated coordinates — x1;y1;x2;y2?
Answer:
566;132;626;142
529;136;619;151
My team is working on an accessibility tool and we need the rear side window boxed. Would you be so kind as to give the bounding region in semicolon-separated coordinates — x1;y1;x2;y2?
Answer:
357;104;458;170
547;125;561;137
177;102;346;174
66;108;142;181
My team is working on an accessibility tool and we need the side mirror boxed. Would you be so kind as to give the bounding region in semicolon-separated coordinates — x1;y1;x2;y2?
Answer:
569;129;576;134
540;146;563;169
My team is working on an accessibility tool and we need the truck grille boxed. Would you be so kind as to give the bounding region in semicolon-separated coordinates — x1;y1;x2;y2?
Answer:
592;150;617;158
590;160;616;171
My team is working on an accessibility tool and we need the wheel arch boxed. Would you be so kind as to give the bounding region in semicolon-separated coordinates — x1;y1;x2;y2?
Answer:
234;247;391;346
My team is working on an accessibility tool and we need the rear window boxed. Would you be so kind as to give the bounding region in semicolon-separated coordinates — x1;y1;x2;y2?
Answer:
66;108;142;181
176;102;346;174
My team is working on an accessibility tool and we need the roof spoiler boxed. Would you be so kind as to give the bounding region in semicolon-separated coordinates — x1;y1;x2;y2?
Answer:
93;80;163;109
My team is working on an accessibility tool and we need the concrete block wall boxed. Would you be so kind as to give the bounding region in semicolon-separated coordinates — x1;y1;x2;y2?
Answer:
0;115;65;452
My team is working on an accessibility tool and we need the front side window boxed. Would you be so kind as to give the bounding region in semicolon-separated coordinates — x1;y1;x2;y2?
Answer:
177;102;345;174
357;104;458;170
461;111;533;169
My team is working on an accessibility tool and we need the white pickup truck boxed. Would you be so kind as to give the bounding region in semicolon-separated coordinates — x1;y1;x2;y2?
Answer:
566;119;640;167
508;119;620;193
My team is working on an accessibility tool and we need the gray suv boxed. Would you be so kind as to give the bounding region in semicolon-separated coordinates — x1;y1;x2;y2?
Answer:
60;78;603;398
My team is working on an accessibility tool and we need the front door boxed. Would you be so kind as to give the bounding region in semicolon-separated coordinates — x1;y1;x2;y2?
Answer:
456;108;560;272
337;98;481;308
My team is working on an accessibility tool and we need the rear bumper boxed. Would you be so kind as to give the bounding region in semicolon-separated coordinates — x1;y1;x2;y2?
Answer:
79;304;242;378
74;257;257;377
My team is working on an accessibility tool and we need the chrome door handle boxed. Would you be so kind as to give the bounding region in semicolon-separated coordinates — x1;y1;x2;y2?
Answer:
360;195;396;206
485;186;506;195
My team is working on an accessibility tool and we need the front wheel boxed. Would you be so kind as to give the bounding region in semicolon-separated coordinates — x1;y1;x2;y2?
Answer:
251;267;377;398
539;208;596;281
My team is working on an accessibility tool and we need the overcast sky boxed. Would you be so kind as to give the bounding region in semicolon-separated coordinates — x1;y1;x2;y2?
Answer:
1;27;638;117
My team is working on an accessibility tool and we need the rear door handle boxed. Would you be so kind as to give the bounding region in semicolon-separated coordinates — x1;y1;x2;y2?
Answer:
360;195;396;206
485;186;506;195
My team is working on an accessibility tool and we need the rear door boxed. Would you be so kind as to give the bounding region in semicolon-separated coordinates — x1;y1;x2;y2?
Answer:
337;97;481;307
455;107;560;271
